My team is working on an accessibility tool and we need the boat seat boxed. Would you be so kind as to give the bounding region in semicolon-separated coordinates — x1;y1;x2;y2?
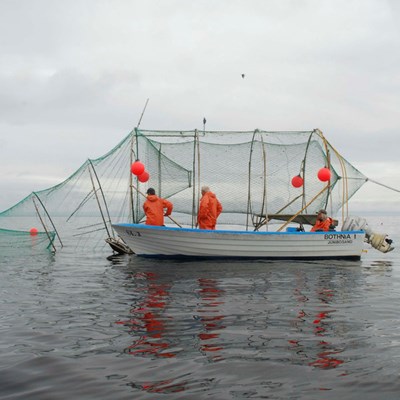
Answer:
252;213;338;231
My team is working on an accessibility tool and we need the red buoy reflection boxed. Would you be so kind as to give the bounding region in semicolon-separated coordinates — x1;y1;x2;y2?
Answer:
196;278;225;361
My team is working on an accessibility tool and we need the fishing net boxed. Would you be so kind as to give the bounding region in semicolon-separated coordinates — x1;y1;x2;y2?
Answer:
0;227;55;253
0;128;367;251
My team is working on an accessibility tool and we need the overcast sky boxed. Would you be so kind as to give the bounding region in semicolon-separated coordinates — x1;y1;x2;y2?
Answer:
0;0;399;213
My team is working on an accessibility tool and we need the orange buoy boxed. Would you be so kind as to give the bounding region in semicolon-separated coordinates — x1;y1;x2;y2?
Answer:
318;167;331;182
131;160;145;176
291;175;303;188
138;170;150;183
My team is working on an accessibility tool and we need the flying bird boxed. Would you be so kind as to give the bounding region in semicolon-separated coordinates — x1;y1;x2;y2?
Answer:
241;74;245;79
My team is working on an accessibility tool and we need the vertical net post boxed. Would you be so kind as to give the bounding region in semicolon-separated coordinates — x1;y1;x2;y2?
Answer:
246;129;258;231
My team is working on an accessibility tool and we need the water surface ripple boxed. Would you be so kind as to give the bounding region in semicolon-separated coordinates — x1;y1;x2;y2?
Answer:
1;217;400;399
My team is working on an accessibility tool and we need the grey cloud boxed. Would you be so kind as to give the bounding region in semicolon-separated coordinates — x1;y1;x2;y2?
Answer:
0;0;399;211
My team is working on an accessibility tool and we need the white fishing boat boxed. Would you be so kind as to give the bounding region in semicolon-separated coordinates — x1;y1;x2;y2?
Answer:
112;223;366;260
109;126;395;259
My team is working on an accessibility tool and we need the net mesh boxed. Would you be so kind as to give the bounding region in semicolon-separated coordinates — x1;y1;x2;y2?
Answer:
0;227;55;252
0;128;367;251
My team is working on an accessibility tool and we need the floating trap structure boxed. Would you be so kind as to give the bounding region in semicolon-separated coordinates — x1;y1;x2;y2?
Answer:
0;127;382;253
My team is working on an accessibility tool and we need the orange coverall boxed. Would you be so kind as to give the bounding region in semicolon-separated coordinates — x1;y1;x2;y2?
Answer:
143;195;173;226
311;217;333;232
197;191;223;230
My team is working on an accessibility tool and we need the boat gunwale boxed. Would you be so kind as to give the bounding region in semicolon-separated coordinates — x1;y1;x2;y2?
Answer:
113;223;364;236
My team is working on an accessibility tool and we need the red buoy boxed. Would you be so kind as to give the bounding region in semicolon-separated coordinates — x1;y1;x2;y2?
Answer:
291;175;304;188
30;227;38;236
317;167;331;182
138;170;150;183
131;161;145;176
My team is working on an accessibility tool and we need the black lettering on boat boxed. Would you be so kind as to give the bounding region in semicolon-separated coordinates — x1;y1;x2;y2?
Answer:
328;239;353;244
126;230;141;237
324;233;351;240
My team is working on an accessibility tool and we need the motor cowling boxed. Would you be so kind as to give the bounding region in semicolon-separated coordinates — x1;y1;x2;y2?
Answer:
342;216;394;253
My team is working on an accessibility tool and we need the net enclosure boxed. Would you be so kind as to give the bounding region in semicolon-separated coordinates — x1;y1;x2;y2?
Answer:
0;128;367;251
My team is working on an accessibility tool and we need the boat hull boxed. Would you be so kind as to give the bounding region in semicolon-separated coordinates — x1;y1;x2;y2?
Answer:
112;224;365;260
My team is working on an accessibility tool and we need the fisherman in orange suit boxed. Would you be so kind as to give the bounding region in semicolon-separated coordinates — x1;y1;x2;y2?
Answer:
197;186;223;230
143;188;173;226
311;209;333;232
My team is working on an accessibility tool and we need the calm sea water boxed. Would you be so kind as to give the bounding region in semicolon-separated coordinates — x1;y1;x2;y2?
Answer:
1;216;400;399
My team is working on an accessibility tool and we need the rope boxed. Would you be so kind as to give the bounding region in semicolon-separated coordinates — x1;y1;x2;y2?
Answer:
315;129;350;222
368;178;400;193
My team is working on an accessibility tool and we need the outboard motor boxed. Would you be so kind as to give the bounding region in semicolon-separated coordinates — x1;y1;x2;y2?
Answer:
342;216;394;253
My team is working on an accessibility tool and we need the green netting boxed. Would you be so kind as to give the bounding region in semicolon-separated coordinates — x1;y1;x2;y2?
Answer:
0;227;55;252
0;128;367;251
132;129;366;227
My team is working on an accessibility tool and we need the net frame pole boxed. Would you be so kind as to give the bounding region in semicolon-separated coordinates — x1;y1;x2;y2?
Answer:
301;130;316;212
134;128;140;223
246;129;258;230
315;129;332;212
158;143;162;197
32;197;57;252
191;131;196;227
129;129;135;223
137;98;149;129
253;193;303;231
192;129;200;228
261;135;268;231
277;184;330;232
88;160;114;239
131;183;182;228
197;130;201;224
323;134;353;224
32;192;63;248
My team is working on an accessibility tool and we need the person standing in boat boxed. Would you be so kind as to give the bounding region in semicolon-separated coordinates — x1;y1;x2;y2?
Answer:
311;209;333;232
197;186;223;230
143;188;173;226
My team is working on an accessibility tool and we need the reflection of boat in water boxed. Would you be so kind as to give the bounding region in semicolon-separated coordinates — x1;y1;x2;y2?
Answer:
290;280;346;370
113;223;366;260
197;278;225;361
117;271;176;359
